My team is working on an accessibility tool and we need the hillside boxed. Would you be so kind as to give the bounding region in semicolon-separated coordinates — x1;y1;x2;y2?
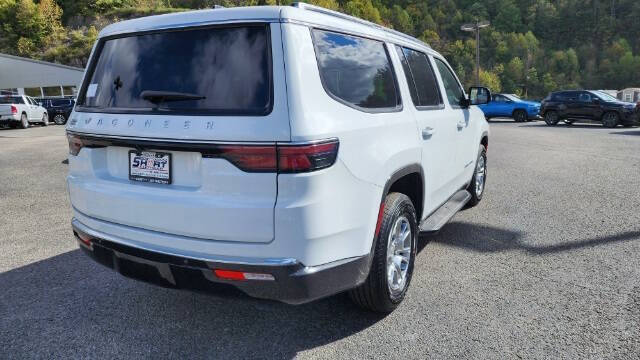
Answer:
1;0;639;98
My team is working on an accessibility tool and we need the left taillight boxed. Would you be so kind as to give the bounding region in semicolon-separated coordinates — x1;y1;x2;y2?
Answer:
10;105;17;114
67;132;84;156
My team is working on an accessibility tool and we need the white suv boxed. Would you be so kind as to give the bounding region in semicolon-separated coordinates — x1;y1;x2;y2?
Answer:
66;4;490;312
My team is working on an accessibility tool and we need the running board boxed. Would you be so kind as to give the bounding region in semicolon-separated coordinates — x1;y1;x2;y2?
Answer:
419;190;471;234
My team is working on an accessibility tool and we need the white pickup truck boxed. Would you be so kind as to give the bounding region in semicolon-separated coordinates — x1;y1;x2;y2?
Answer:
0;95;49;128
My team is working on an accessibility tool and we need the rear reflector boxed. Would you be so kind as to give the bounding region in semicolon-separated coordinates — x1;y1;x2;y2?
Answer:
75;232;92;246
374;202;385;237
213;269;275;281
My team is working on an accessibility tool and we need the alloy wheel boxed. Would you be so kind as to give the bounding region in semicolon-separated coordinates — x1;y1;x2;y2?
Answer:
386;216;412;297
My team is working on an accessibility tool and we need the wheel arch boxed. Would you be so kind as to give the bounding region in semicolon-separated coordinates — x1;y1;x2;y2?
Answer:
381;164;424;223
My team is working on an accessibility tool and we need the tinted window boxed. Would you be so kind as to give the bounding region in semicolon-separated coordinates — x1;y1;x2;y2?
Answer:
578;92;592;102
434;58;465;107
52;99;71;106
554;92;577;101
493;95;506;102
0;96;24;104
312;29;399;110
78;24;272;115
395;46;441;107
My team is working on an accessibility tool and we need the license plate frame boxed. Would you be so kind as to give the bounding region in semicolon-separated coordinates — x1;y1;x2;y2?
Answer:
128;150;172;185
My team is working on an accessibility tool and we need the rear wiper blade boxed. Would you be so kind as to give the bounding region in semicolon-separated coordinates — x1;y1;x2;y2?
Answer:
140;90;205;104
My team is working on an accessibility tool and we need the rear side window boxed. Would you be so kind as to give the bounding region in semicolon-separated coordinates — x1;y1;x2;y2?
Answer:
312;29;400;111
434;58;465;107
77;24;272;115
395;46;441;108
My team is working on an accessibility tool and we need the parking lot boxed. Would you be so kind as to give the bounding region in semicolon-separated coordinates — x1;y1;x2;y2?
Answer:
1;121;639;359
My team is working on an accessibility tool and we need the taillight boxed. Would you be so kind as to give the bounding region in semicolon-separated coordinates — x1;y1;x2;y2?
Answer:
10;105;17;114
65;132;339;173
278;140;339;173
67;133;84;155
204;139;339;173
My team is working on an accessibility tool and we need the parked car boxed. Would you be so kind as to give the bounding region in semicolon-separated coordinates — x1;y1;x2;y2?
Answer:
540;90;639;127
478;93;540;122
36;98;75;125
0;95;49;128
66;4;491;313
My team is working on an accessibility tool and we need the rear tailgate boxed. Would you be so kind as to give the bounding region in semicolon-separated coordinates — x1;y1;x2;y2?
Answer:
0;105;13;117
67;22;289;243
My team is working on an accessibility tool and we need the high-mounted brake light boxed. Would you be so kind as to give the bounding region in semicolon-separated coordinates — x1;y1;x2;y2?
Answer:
10;105;17;114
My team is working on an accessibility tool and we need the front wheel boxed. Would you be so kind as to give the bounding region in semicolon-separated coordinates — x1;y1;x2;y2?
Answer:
513;109;527;123
349;193;417;313
544;111;559;126
602;112;619;128
466;145;487;208
53;114;67;125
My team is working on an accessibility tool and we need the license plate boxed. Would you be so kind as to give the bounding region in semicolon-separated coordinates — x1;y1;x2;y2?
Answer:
129;151;171;184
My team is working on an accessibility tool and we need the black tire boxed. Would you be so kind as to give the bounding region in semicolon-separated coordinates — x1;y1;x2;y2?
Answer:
349;192;417;313
513;109;527;122
466;145;487;208
53;114;67;125
544;111;559;126
602;111;619;128
41;113;49;126
20;113;29;129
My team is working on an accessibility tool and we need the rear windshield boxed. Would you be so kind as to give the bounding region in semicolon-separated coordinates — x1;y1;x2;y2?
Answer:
0;96;24;104
77;24;272;115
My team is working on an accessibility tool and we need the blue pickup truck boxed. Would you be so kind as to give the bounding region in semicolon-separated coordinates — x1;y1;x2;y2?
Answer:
478;93;541;122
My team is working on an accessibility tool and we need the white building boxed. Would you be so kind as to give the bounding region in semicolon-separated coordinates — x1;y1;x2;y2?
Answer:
617;88;640;103
0;53;84;98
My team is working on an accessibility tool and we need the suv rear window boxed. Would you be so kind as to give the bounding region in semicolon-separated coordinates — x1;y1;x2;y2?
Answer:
0;96;24;104
77;24;272;115
312;29;400;111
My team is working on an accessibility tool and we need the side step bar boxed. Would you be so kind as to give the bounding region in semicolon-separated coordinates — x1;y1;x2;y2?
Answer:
419;190;471;234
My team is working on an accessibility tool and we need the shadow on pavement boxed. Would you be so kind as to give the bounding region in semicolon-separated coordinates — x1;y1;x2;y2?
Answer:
0;249;384;358
426;221;640;255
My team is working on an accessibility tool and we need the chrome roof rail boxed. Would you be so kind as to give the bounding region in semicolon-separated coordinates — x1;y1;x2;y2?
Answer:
290;2;430;48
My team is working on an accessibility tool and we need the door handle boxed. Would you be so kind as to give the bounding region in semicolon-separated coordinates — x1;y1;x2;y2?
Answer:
422;126;435;139
457;120;466;129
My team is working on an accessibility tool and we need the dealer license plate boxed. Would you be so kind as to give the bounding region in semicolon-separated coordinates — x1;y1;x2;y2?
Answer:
129;151;171;184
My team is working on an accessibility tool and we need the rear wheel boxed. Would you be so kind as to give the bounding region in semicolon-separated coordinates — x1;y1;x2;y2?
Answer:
513;109;527;122
41;113;49;126
544;111;559;126
466;145;487;208
349;192;417;313
20;113;29;129
53;114;67;125
602;112;619;128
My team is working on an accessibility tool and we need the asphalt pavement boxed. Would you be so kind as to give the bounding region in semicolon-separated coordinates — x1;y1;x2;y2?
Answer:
0;120;639;359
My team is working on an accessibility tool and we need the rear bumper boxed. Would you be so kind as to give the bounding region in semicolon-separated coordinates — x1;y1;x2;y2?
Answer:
72;219;371;304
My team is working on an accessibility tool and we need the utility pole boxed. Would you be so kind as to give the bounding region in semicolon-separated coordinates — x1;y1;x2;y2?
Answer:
461;20;490;86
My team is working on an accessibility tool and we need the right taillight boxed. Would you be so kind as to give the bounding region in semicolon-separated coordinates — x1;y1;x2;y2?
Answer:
10;105;17;114
277;140;339;173
204;139;339;173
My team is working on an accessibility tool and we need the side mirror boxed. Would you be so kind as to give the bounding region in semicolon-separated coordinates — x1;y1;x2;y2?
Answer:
468;86;492;106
